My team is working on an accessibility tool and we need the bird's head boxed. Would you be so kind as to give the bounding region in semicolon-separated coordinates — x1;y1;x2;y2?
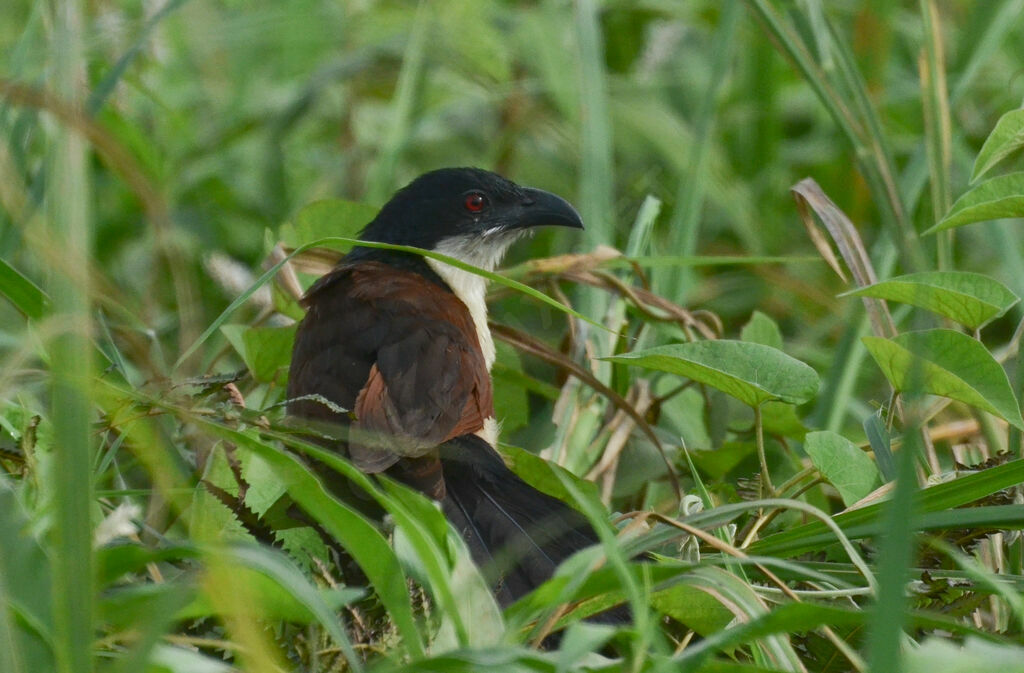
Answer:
357;167;583;272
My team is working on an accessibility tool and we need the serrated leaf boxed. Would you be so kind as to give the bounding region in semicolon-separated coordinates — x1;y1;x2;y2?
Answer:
602;341;819;407
862;329;1024;430
191;422;425;656
842;271;1018;330
804;431;882;507
740;311;783;349
972;108;1024;183
926;172;1024;233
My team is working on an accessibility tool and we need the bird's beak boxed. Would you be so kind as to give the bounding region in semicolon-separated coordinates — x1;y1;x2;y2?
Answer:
512;187;585;231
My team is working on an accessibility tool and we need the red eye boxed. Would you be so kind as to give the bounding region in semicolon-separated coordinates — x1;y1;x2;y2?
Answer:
464;192;487;213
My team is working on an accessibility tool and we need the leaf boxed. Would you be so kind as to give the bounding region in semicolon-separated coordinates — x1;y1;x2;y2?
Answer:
278;199;378;251
0;258;49;320
972;108;1024;183
221;324;296;385
926;172;1024;233
804;431;883;507
650;583;735;637
862;329;1024;430
602;341;819;407
842;271;1018;330
760;401;809;440
740;311;784;350
0;477;56;673
863;411;895;482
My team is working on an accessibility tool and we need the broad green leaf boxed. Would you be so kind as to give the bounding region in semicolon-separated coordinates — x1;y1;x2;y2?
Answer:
220;324;295;385
278;199;377;251
491;341;530;433
602;341;819;407
0;478;55;673
842;271;1018;329
760;401;809;440
972;108;1024;183
804;431;882;507
650;584;735;637
679;567;804;671
0;258;49;320
862;329;1024;430
926;172;1024;233
740;311;783;350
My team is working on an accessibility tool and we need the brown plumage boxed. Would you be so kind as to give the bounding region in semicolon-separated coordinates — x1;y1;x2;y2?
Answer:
288;261;492;498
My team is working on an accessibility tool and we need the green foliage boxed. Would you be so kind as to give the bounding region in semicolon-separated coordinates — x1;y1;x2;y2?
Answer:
863;329;1024;430
604;341;820;407
842;271;1019;330
3;1;1024;672
929;172;1024;233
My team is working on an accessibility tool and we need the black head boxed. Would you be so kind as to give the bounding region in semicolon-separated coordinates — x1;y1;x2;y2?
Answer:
357;167;583;252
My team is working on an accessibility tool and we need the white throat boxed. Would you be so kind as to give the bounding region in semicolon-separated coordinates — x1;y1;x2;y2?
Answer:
425;232;519;370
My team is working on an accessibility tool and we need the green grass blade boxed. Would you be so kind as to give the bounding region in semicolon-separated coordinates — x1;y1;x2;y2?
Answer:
749;458;1024;557
47;2;95;670
659;0;740;303
364;2;429;204
866;405;922;671
175;237;611;370
0;257;49;320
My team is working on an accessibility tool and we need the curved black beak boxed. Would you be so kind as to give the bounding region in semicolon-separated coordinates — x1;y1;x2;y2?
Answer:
511;187;585;231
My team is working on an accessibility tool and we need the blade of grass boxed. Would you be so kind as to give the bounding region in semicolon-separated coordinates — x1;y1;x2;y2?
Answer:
364;2;429;204
47;2;95;671
866;399;923;671
86;0;191;115
919;0;953;269
174;237;614;370
659;0;740;304
0;257;49;320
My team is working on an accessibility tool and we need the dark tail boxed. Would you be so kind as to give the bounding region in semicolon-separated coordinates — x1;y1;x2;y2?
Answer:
438;435;625;620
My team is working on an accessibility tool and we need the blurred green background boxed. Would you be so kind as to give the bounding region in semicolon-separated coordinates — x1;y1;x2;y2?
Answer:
4;1;1024;671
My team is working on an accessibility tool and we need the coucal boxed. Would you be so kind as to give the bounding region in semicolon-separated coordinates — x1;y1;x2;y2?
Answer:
287;167;605;607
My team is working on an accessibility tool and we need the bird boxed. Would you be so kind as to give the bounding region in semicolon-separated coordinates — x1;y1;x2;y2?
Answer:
286;167;607;607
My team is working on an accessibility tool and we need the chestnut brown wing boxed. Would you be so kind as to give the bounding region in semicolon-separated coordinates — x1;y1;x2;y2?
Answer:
287;262;492;479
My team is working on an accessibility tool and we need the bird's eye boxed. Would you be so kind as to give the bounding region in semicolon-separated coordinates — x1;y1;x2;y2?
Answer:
463;192;488;213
